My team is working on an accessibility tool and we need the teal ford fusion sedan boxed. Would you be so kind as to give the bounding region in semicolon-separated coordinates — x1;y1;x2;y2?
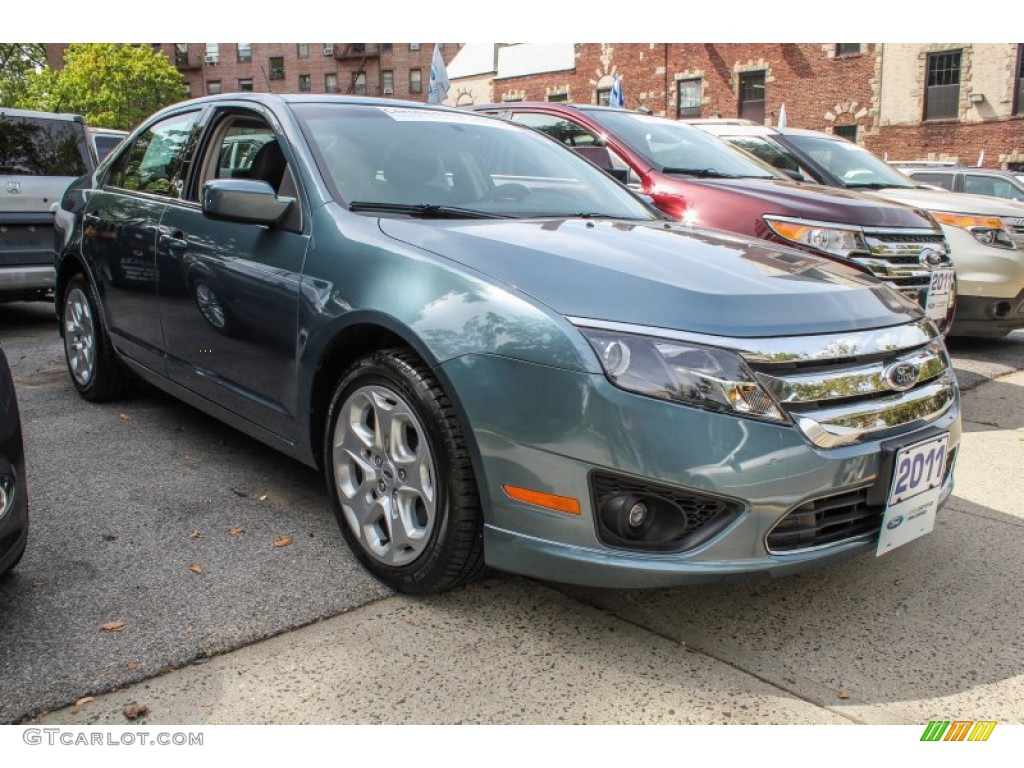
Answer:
54;95;960;593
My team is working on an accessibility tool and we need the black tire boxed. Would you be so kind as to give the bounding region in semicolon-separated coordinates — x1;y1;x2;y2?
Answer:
61;273;134;401
0;527;27;580
324;348;483;594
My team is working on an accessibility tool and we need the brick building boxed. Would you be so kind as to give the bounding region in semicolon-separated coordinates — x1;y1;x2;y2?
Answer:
44;43;461;103
454;43;1024;170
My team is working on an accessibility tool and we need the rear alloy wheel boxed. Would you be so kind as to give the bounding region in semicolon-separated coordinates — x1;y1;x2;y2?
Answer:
62;274;133;401
325;349;483;594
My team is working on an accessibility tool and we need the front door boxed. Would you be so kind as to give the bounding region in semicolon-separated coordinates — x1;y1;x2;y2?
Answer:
156;108;310;440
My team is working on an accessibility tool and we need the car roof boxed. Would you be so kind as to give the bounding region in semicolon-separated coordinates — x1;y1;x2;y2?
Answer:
469;102;653;116
902;166;1020;177
0;107;86;123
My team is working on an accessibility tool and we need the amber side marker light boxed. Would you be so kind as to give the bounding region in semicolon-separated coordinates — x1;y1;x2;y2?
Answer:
503;485;581;515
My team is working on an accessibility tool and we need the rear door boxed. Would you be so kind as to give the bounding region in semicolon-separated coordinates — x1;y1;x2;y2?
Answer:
80;109;201;373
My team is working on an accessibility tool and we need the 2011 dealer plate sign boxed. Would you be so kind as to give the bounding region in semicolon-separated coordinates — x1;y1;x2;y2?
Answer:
876;433;950;555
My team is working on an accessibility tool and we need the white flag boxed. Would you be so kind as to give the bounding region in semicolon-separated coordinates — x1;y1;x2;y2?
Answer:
428;43;450;104
777;103;787;129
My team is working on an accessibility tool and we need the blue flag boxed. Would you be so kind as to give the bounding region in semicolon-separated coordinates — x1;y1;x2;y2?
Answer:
610;74;624;107
428;43;451;104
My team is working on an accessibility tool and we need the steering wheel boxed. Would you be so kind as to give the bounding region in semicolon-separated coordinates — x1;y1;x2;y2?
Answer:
481;183;531;202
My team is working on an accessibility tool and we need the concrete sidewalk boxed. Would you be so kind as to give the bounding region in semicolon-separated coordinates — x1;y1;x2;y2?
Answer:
32;370;1024;726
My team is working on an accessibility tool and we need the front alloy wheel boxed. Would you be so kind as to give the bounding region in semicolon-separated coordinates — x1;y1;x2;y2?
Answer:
61;274;133;401
325;349;483;593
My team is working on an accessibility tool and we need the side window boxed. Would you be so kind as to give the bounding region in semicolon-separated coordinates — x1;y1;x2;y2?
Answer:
729;136;813;179
964;174;1015;199
198;110;302;232
107;112;198;198
509;113;601;147
912;172;954;190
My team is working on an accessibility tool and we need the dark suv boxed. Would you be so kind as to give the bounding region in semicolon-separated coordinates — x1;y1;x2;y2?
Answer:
471;103;956;332
1;108;93;302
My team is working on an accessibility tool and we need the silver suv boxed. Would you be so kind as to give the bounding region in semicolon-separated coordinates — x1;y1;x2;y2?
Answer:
1;108;92;302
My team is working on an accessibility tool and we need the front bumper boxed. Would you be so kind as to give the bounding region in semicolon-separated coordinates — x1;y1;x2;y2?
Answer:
442;353;961;589
943;225;1024;335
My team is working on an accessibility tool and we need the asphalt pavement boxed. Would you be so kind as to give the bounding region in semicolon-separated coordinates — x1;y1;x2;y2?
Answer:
2;301;1023;726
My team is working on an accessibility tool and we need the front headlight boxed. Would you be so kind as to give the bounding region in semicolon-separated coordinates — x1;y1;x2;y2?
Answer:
764;216;867;258
579;327;786;422
931;212;1016;250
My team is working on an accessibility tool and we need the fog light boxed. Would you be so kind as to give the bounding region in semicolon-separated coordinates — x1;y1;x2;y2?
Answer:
627;502;648;528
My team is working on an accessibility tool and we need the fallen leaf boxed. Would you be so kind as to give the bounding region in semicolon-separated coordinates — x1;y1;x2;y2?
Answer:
837;691;850;700
126;661;140;671
76;697;95;706
188;530;202;540
201;702;213;708
258;494;268;501
188;563;203;574
227;525;244;536
123;702;149;721
118;412;133;422
101;621;126;632
273;535;293;548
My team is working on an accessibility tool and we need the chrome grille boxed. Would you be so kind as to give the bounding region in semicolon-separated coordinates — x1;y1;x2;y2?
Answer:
741;320;957;448
856;229;950;293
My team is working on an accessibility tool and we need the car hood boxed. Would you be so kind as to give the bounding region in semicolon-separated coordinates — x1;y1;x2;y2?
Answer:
378;217;920;337
863;186;1024;217
661;176;935;228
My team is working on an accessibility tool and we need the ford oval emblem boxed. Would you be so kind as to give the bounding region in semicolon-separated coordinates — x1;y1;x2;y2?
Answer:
886;515;904;530
883;361;920;392
918;248;944;267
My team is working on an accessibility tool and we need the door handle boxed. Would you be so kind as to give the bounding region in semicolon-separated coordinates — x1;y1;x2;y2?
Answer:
159;231;188;254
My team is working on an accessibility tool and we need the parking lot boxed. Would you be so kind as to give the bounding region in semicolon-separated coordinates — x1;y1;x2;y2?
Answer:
2;299;1023;725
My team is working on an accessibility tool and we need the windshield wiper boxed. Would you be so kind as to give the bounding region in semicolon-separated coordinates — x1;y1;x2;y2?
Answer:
348;201;509;219
842;182;911;190
660;167;739;178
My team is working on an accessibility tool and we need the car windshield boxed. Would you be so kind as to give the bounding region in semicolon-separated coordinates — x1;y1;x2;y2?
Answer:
783;134;916;189
583;110;782;180
0;114;90;176
291;103;659;220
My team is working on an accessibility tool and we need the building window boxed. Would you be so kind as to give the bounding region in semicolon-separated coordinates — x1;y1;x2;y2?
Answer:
382;70;394;94
677;78;702;118
833;124;858;142
1016;44;1024;115
206;80;222;95
238;78;253;92
409;44;421;51
547;92;568;103
352;72;367;95
174;43;190;68
409;68;422;93
298;74;311;93
323;44;334;56
738;70;766;123
382;43;393;53
205;43;220;64
596;88;611;106
269;56;285;80
297;43;309;59
237;43;252;63
925;50;961;121
835;44;861;57
325;73;339;93
183;83;192;98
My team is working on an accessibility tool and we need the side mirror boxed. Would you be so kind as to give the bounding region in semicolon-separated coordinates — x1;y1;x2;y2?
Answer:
202;179;293;226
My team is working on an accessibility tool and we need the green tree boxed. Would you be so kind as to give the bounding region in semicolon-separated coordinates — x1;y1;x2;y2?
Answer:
33;44;185;130
0;43;47;107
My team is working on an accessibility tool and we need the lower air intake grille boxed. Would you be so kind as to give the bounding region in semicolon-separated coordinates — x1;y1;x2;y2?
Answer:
766;487;882;554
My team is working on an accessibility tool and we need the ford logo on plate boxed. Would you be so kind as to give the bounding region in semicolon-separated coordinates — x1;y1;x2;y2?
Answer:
883;362;919;392
5;180;20;194
887;515;904;530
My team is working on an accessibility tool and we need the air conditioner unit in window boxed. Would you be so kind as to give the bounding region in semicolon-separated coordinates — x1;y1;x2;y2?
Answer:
205;55;219;64
383;87;394;94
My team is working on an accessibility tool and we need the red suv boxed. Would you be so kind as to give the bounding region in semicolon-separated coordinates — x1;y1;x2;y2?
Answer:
471;103;956;330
